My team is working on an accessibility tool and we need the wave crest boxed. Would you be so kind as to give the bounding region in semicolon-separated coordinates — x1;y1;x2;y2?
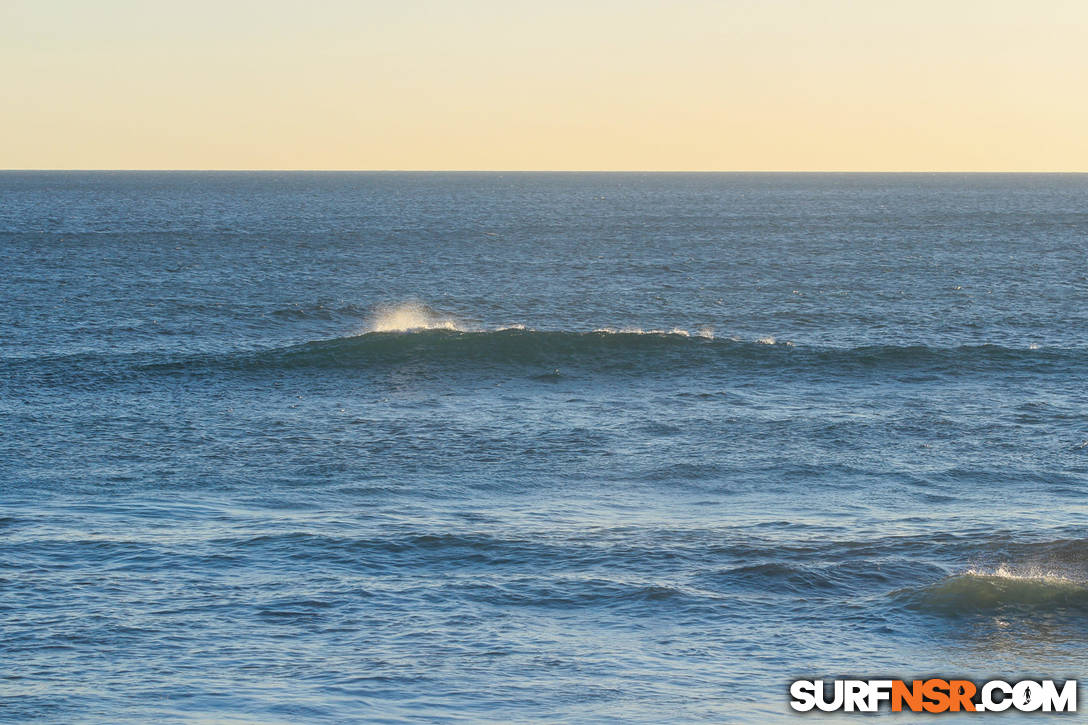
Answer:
368;303;463;332
898;566;1088;615
113;331;1088;380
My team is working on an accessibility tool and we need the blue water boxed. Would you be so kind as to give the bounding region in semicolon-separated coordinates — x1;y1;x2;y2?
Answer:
2;172;1087;723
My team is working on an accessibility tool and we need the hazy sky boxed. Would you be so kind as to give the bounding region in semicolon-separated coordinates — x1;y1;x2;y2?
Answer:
3;0;1087;170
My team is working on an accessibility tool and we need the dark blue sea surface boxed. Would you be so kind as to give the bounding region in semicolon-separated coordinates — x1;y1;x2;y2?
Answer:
2;172;1087;722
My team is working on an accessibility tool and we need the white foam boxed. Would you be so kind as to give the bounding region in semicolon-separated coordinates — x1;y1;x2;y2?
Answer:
594;326;644;334
369;303;463;332
593;326;697;337
368;305;728;340
963;564;1082;585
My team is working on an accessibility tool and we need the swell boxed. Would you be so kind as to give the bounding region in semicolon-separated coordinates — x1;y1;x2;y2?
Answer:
893;538;1088;615
896;569;1088;615
5;329;1087;382
166;331;1088;377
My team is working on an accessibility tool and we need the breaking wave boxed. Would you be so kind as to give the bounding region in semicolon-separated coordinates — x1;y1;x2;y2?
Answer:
368;303;463;332
199;332;1084;376
898;565;1088;615
7;332;1087;385
4;303;1085;380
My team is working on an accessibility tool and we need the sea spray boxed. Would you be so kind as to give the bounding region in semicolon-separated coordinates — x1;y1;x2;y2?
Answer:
369;302;463;332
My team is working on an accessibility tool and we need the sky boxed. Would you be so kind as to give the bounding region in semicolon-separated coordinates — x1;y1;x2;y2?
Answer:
2;0;1087;171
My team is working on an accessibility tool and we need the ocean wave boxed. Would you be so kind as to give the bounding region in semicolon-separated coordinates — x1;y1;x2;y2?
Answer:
135;327;760;376
897;565;1088;615
196;332;1086;376
5;326;1086;382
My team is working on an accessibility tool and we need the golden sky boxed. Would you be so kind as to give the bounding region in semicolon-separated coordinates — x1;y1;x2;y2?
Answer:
3;0;1086;170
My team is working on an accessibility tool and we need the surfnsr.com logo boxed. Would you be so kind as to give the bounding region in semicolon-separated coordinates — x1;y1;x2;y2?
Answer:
790;679;1077;713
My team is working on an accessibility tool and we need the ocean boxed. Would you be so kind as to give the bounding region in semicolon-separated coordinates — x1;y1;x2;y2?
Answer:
2;171;1087;722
